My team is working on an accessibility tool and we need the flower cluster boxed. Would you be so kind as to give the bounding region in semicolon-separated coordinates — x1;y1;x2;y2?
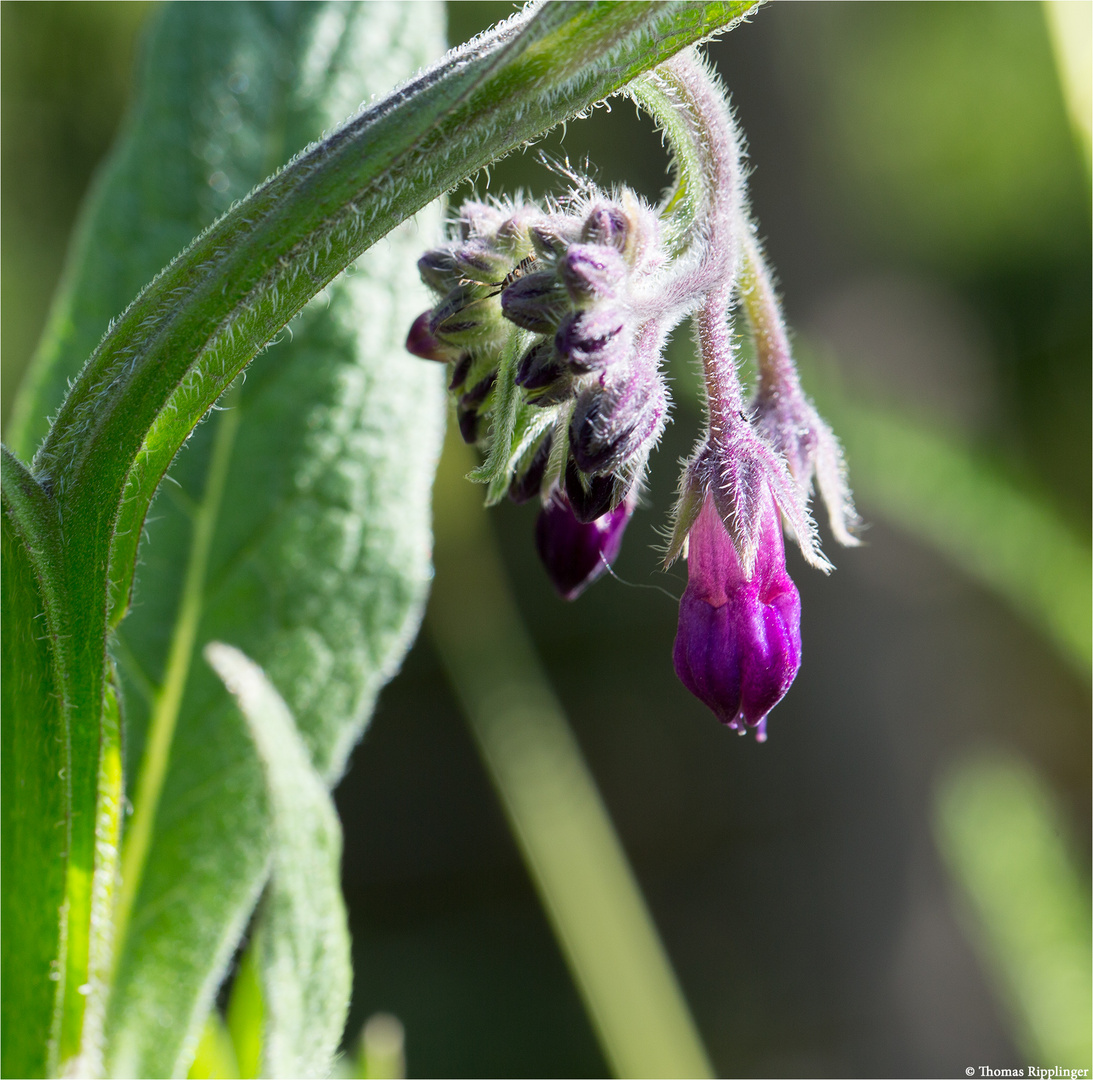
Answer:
407;189;676;596
406;49;858;740
408;194;669;494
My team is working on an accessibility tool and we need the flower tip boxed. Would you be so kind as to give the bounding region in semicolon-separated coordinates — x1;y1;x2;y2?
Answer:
672;496;801;740
535;496;632;601
405;310;454;361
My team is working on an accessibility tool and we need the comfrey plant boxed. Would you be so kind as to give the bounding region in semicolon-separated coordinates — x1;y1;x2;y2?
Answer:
408;50;858;740
3;4;867;1078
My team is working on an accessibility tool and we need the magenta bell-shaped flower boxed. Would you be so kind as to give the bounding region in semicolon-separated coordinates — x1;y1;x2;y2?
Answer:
673;490;801;741
535;495;633;601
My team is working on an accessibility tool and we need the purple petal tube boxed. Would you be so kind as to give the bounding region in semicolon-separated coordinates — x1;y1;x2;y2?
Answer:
673;491;801;741
535;495;633;601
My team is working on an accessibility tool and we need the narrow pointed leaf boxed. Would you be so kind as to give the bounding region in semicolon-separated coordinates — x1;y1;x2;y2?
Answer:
206;643;351;1080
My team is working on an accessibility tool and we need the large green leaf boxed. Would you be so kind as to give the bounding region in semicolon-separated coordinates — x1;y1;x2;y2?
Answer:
9;3;446;1074
5;6;449;1076
206;643;351;1080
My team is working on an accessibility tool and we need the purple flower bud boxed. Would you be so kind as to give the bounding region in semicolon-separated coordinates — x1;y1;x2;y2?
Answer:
581;195;662;273
581;204;630;252
496;205;545;251
455;372;496;443
508;435;553;504
569;374;665;474
406;311;457;362
501;271;567;334
564;459;619;522
516;340;566;391
530;214;582;258
555;308;629;372
418;249;461;293
535;494;633;600
456;405;481;444
454;241;512;285
448;353;472;391
433;294;505;348
673;491;801;741
458;201;506;241
460;372;495;409
560;244;626;304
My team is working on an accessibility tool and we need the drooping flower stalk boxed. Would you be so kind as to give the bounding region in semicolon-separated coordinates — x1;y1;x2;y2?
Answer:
737;224;860;547
405;46;857;740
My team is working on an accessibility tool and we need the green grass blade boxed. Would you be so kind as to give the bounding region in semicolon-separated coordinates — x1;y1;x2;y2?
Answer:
935;756;1092;1068
430;434;714;1080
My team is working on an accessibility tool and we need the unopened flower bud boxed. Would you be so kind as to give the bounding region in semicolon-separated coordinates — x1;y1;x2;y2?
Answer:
447;353;472;391
560;244;626;304
515;340;566;391
458;201;506;240
555;308;629;372
501;271;568;334
508;435;553;504
535;494;634;600
460;372;495;409
453;241;512;285
581;194;661;272
564;459;619;522
456;373;496;444
582;204;629;252
406;311;458;362
569;376;665;474
433;294;506;349
495;205;544;252
673;491;801;741
418;249;461;294
530;217;580;259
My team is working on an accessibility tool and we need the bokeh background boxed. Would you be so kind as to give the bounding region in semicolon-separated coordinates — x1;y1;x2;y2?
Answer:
3;3;1089;1077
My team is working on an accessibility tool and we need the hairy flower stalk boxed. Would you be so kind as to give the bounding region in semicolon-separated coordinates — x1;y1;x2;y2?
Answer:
406;47;857;739
737;224;861;547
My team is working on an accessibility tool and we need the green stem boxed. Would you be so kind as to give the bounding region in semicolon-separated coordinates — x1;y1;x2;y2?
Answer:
113;390;242;967
429;432;714;1080
736;228;803;397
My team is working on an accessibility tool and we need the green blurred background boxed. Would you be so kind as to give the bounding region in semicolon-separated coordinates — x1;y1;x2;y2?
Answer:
3;2;1089;1076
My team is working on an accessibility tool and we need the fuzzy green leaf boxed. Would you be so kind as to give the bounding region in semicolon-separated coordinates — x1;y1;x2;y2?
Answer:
206;644;351;1080
32;7;451;1077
